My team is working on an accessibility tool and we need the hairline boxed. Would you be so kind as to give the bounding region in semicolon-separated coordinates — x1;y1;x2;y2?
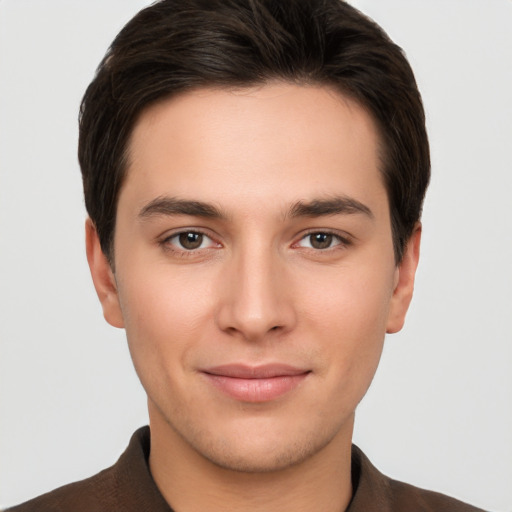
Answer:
104;80;396;266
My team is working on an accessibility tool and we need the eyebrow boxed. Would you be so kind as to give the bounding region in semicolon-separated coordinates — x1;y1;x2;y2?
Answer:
139;196;226;220
138;195;373;222
289;196;374;219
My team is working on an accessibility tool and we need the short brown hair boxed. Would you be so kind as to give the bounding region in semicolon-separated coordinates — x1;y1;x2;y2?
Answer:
78;0;430;263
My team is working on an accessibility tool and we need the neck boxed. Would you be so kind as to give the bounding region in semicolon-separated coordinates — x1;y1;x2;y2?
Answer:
148;407;354;512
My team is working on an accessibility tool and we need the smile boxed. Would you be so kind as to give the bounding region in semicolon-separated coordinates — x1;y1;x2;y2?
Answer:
202;364;311;403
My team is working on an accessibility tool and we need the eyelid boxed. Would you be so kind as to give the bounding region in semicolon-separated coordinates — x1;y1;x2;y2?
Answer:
157;226;352;253
292;229;353;249
159;228;222;252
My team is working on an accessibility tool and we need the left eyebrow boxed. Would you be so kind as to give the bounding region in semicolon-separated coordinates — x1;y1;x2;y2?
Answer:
138;196;226;220
288;196;374;219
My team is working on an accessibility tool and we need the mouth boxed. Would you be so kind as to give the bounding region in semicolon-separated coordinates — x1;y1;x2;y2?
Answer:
201;364;311;403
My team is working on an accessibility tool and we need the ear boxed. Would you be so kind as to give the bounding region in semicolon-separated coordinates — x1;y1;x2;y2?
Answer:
386;223;422;334
85;218;124;328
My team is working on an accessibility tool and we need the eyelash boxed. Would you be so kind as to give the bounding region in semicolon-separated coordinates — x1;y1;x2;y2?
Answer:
160;229;220;256
159;229;352;257
293;230;352;251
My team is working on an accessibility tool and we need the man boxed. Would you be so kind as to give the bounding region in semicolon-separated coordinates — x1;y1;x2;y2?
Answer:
6;1;487;510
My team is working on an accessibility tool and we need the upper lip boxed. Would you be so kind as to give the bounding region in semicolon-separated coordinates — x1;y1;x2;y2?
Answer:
202;364;310;379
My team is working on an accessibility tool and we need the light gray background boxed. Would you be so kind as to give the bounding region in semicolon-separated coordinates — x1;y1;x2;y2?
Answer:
1;1;511;510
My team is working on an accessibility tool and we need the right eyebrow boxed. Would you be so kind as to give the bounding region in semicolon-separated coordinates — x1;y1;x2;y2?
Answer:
138;196;226;220
288;195;374;220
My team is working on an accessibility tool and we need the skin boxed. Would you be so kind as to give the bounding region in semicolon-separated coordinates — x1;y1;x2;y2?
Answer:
86;83;421;512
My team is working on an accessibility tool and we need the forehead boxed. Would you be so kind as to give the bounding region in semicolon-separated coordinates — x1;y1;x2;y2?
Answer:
122;83;386;215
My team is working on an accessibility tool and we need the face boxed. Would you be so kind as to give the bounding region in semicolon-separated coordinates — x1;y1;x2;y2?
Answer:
87;83;419;473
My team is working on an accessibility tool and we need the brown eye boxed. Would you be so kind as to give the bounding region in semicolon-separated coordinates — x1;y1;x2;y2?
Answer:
178;232;204;250
296;232;345;251
309;233;333;249
163;230;219;254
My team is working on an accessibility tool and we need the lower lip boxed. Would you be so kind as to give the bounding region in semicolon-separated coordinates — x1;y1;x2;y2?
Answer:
203;373;309;402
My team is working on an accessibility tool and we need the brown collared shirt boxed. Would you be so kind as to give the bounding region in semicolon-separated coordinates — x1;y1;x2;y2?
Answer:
6;427;486;512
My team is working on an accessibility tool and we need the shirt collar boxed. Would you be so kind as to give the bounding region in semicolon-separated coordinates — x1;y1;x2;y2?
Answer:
117;426;390;512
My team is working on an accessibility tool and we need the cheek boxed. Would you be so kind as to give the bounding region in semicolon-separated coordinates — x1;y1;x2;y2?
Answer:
303;258;394;334
115;264;217;383
301;262;394;393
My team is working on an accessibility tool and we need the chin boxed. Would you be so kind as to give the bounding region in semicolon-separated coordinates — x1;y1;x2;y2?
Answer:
201;440;321;473
186;419;340;474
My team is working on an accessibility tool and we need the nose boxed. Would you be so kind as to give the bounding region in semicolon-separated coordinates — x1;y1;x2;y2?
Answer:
215;244;297;342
